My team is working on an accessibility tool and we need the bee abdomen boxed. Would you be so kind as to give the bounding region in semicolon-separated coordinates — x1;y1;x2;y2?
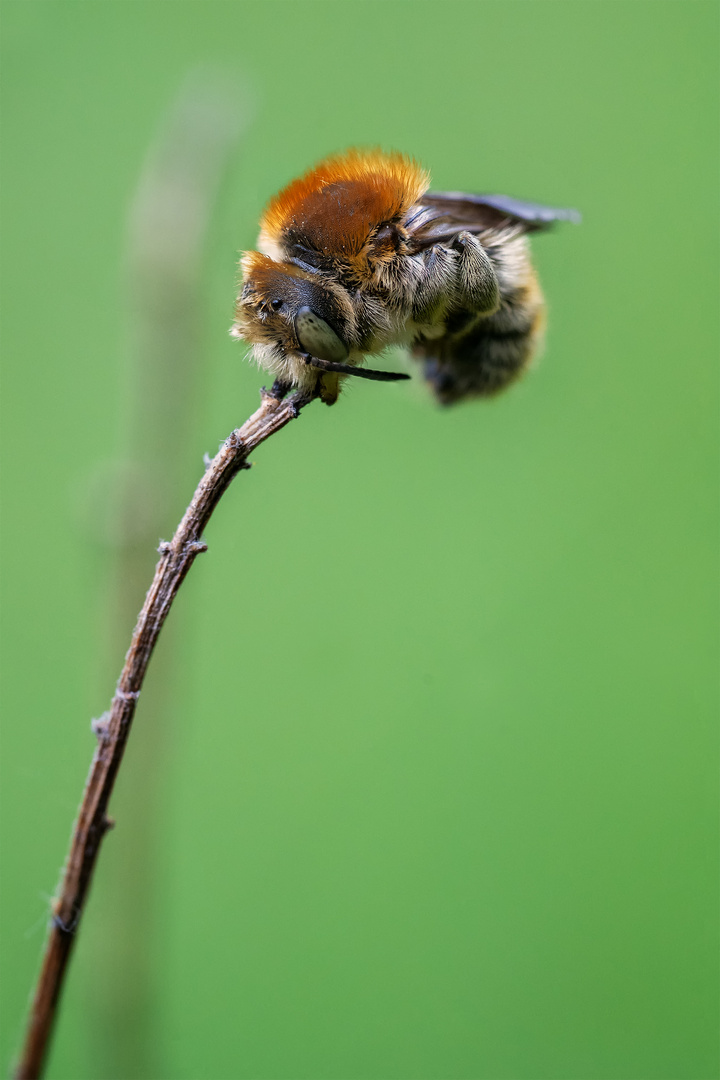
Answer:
415;286;545;405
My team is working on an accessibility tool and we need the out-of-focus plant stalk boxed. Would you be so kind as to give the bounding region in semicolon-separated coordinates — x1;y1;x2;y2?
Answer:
90;71;248;1080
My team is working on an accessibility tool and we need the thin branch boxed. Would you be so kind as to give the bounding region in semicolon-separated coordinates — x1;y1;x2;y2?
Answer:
15;388;313;1080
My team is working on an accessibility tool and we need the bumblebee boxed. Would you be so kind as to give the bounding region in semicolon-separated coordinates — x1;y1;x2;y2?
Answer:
232;150;578;405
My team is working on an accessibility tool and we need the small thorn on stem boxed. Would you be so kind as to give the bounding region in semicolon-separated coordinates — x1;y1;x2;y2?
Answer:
91;712;111;739
52;913;78;937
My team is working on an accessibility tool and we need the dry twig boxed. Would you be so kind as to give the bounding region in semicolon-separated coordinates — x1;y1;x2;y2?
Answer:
16;388;312;1080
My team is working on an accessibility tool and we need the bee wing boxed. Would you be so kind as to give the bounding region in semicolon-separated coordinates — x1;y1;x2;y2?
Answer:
406;191;580;251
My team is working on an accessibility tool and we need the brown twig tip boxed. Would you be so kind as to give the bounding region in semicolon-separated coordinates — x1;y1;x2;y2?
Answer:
15;388;314;1080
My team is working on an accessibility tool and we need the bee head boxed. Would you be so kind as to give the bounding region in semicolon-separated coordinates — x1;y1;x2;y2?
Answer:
232;252;352;366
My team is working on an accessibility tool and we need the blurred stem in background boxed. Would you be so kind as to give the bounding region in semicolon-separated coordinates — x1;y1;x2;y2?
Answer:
83;72;248;1079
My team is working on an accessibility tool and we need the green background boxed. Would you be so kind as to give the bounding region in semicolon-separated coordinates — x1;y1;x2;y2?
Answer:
1;3;717;1078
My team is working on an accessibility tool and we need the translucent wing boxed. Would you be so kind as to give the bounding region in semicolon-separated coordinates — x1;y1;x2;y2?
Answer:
405;190;580;252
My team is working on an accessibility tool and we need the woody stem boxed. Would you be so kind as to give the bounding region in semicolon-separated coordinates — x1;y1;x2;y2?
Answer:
15;388;314;1080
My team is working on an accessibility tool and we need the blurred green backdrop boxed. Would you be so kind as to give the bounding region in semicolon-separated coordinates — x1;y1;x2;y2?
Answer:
1;3;717;1079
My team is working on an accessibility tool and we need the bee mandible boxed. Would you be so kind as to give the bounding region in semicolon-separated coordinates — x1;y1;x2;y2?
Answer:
232;150;579;406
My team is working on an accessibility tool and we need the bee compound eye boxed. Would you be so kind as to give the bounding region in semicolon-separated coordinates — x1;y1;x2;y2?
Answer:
294;306;348;364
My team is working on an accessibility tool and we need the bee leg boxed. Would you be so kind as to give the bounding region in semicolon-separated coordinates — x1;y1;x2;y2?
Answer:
264;378;293;400
451;231;500;315
412;244;457;321
318;372;341;406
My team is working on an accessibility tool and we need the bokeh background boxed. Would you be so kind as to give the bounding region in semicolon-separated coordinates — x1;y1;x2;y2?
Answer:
1;3;717;1079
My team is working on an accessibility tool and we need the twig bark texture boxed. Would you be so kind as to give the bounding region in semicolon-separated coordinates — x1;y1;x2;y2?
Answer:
16;389;308;1080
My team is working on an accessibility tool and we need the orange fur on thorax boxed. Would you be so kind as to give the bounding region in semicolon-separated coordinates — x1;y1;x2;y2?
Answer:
259;149;429;258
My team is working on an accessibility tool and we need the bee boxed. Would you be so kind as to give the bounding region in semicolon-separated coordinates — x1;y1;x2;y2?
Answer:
232;150;578;406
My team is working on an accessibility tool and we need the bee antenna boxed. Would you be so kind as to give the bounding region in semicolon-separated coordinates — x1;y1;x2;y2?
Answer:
300;353;410;383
